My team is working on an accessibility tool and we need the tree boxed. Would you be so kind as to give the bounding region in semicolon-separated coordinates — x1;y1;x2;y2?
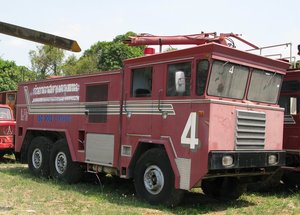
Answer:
0;58;35;91
29;45;65;79
83;32;144;71
61;32;144;74
61;54;98;76
83;41;143;71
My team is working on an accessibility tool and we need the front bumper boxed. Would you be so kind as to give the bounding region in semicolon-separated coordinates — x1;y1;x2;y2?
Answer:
208;151;285;170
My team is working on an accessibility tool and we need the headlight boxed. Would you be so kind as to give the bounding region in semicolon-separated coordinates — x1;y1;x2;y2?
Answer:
268;154;278;165
222;155;234;167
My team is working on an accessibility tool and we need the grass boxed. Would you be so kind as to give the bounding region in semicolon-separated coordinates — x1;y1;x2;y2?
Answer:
1;155;300;215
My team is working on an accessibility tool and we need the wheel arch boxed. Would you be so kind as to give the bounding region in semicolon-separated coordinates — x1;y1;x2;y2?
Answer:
19;129;66;163
128;139;181;189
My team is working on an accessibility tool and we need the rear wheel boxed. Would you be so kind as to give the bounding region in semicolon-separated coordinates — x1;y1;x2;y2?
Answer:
202;177;245;201
134;148;184;207
50;139;83;184
27;136;52;177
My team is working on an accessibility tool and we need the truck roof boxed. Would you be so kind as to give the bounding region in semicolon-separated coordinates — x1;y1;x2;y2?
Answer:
18;69;122;86
124;42;290;73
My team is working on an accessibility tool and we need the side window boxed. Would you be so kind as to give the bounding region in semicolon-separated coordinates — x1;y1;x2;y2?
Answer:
86;84;108;123
167;62;191;96
131;67;152;97
279;96;300;115
281;80;300;92
279;96;291;115
196;60;209;95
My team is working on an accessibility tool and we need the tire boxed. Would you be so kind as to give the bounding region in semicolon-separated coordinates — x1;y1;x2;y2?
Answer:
202;177;245;201
50;139;83;184
27;136;52;178
134;148;184;207
0;151;6;158
247;169;283;192
282;171;300;190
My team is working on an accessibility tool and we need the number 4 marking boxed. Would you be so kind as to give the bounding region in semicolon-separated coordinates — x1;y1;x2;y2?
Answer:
181;112;199;149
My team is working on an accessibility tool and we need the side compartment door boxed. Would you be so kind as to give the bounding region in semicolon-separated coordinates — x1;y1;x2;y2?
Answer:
84;79;121;167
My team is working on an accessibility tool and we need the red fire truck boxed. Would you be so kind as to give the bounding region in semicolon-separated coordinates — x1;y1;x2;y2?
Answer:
14;33;289;206
279;68;300;187
0;104;16;158
0;91;17;158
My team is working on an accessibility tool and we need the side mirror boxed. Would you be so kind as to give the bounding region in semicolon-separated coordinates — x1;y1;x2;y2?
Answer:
175;71;186;93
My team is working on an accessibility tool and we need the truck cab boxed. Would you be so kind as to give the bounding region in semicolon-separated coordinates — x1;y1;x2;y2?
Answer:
0;104;16;158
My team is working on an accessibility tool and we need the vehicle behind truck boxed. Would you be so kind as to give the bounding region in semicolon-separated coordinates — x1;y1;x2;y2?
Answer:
14;33;289;206
0;104;16;158
279;69;300;187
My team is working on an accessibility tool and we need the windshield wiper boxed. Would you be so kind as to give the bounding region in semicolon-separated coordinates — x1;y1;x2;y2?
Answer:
263;72;277;90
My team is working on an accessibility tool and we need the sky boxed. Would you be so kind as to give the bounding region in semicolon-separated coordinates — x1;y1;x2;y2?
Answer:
0;0;299;68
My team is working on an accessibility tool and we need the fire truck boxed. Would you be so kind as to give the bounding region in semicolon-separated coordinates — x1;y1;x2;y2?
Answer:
0;91;16;158
14;33;289;206
279;67;300;187
0;90;17;113
0;104;15;158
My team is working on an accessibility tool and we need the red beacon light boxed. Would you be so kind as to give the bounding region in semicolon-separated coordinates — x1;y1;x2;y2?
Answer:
144;47;155;55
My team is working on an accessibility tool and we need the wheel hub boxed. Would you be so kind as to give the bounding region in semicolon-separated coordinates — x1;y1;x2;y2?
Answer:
55;152;67;174
144;165;164;195
32;148;42;169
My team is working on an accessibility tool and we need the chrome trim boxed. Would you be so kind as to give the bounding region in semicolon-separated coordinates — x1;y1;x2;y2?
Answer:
128;57;194;68
284;115;296;124
126;133;151;137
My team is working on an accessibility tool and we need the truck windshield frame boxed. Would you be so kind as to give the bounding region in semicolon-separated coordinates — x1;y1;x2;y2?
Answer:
207;60;249;99
0;107;12;120
248;69;283;104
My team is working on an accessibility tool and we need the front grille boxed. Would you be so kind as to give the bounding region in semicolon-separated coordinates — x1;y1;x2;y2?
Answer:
235;110;266;150
0;125;14;136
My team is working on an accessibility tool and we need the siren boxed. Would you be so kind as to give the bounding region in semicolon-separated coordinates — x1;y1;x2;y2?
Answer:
144;47;155;56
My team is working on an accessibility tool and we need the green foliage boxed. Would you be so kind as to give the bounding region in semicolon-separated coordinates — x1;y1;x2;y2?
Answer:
0;58;35;91
296;60;300;69
164;46;178;52
112;31;141;43
61;32;144;74
29;32;144;76
84;40;143;71
61;54;98;76
29;45;65;79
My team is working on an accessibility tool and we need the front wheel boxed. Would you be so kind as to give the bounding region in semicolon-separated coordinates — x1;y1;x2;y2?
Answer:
50;139;83;184
134;148;184;207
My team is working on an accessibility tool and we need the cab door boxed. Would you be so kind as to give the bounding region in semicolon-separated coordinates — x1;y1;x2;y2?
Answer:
121;66;153;158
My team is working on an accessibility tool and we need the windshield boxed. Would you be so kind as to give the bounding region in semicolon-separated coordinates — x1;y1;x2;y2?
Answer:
0;107;12;120
248;69;283;104
207;60;249;99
